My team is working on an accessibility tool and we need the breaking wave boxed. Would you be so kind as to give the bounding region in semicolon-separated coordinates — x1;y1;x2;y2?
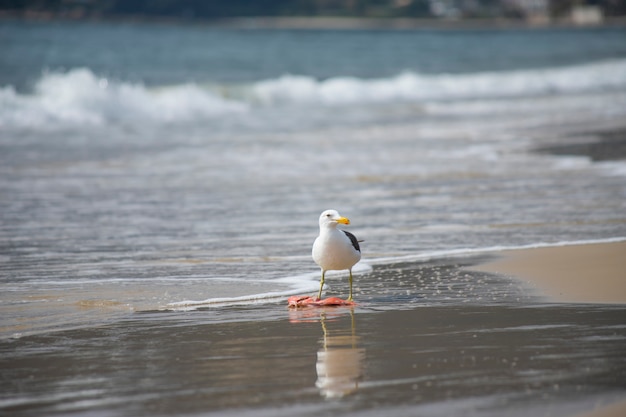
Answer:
0;68;248;128
252;58;626;105
2;59;625;129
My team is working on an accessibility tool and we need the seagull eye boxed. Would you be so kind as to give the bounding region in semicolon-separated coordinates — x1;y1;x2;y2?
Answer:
326;214;331;217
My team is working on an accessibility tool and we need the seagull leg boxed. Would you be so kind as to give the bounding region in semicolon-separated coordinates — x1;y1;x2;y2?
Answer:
317;270;326;300
347;269;354;302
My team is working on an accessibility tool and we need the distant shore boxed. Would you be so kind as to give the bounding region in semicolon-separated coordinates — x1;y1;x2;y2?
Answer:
2;12;626;30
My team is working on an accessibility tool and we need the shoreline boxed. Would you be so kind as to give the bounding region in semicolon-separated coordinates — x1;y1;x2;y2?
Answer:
2;238;624;340
470;241;626;304
2;265;624;416
576;400;626;417
2;242;625;415
2;13;626;30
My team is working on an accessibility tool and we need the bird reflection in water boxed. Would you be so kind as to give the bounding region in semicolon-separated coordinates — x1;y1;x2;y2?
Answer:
315;308;365;399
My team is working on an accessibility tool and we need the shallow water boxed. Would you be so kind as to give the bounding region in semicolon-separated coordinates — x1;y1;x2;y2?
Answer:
1;260;624;417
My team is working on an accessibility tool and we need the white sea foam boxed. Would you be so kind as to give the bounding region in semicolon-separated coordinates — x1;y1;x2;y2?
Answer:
3;59;626;129
166;262;374;310
0;68;247;128
596;160;626;177
252;59;626;105
367;237;626;265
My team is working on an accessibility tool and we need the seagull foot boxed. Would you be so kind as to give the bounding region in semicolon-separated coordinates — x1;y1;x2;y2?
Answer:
288;295;356;308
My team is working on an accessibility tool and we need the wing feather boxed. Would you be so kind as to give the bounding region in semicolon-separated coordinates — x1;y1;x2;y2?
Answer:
342;230;361;252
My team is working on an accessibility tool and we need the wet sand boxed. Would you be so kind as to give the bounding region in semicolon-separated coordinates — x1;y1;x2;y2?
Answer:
576;400;626;417
535;128;626;162
472;241;626;416
2;300;624;417
471;241;626;304
2;247;625;417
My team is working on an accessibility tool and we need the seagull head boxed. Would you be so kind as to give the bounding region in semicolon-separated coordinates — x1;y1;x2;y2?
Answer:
319;209;350;228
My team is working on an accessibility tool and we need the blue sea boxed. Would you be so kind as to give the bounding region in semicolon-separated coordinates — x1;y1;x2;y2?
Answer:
1;20;626;417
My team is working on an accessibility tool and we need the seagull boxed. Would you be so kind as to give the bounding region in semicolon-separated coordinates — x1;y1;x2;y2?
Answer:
312;209;362;301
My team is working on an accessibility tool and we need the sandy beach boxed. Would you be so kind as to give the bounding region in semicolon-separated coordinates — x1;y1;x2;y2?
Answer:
2;242;626;417
471;241;626;304
576;400;626;417
472;241;626;416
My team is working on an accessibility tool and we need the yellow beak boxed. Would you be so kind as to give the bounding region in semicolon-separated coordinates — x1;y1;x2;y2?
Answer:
336;216;350;225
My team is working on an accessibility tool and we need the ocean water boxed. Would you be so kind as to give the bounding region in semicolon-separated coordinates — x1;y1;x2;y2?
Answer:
1;20;626;417
2;21;626;331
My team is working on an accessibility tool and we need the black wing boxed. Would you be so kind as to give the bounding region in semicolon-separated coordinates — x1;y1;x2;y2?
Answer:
342;230;361;253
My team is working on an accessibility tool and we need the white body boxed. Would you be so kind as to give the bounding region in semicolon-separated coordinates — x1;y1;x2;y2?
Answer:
312;228;361;272
312;210;361;272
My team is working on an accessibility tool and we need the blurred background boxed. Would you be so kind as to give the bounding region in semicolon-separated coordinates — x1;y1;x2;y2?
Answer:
1;0;625;25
